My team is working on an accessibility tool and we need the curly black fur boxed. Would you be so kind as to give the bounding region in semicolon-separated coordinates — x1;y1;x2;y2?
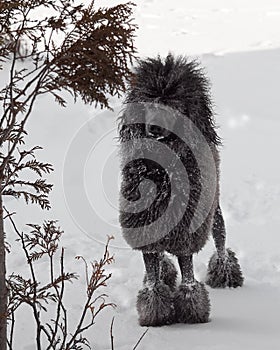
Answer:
118;54;220;255
174;281;210;323
206;248;244;288
137;282;175;326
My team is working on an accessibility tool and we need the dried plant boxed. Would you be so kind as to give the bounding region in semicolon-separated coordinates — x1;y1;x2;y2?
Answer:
0;1;137;346
5;212;115;350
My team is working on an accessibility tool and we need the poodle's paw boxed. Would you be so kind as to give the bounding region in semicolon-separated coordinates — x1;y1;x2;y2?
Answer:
174;281;210;324
206;248;244;288
137;282;175;327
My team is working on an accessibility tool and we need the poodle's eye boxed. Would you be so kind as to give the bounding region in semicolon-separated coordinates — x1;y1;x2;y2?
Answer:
147;124;162;137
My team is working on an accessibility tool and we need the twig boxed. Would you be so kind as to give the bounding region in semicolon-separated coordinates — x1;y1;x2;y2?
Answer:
133;328;149;350
6;311;15;349
110;317;115;350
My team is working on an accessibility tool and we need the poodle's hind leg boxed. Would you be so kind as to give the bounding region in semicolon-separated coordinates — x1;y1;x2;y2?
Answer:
137;252;175;326
143;253;178;290
206;205;244;288
159;253;178;291
174;254;210;323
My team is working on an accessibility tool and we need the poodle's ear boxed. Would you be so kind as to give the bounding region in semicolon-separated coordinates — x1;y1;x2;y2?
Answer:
117;108;131;142
118;103;147;142
119;122;147;142
118;123;131;142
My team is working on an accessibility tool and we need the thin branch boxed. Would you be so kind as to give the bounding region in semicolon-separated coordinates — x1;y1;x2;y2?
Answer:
110;317;114;350
6;311;15;350
132;329;149;350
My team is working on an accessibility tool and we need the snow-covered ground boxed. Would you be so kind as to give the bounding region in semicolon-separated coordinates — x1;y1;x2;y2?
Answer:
4;1;280;349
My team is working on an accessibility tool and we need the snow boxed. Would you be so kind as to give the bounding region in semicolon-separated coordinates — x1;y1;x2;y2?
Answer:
3;1;280;349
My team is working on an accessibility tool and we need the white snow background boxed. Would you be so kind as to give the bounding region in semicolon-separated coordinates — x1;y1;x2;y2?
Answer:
3;0;280;349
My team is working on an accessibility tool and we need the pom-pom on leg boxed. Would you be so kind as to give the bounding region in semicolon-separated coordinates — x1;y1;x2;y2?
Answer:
174;254;210;323
174;281;210;323
137;282;175;326
138;252;175;326
206;248;244;288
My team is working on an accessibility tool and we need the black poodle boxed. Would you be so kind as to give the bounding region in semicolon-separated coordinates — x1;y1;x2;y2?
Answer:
118;54;244;326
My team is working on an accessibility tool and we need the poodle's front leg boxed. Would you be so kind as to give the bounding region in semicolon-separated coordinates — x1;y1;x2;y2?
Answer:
137;252;175;326
174;254;210;323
